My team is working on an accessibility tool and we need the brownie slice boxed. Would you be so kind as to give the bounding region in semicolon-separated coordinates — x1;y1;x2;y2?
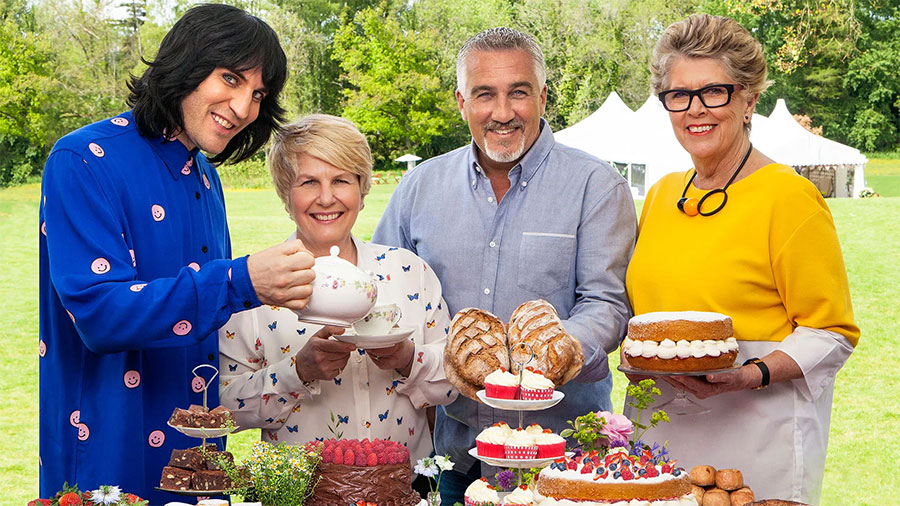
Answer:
192;470;234;491
169;448;207;471
160;466;192;490
168;407;194;427
206;450;234;471
208;405;233;427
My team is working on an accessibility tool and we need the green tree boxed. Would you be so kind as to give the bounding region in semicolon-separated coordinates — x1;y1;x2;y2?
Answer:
333;2;463;168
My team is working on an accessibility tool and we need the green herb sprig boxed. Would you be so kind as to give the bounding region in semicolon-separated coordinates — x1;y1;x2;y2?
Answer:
559;411;611;454
626;379;669;448
328;410;344;439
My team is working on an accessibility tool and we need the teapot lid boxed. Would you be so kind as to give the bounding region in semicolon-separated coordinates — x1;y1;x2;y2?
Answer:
315;245;356;268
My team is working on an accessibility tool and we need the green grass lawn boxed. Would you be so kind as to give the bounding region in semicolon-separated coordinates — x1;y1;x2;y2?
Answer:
2;182;898;505
863;157;900;197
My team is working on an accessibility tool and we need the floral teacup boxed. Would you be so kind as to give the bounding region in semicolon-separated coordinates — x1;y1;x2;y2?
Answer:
353;304;402;335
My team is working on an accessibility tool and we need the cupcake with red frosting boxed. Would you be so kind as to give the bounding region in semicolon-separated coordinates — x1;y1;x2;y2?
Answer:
534;429;566;458
504;428;538;459
475;422;510;458
483;367;519;399
519;367;554;400
464;477;500;506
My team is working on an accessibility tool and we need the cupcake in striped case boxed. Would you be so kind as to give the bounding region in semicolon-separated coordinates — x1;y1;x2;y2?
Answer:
504;428;538;459
519;368;554;400
484;367;520;399
476;422;511;458
464;477;500;506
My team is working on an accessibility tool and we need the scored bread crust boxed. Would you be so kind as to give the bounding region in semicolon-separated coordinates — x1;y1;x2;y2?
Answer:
446;308;509;387
624;352;738;372
534;472;692;502
507;300;584;384
442;346;482;401
628;315;733;342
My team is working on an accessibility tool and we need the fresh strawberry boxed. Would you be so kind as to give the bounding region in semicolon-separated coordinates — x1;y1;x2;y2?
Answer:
580;464;593;474
566;459;578;470
58;493;82;506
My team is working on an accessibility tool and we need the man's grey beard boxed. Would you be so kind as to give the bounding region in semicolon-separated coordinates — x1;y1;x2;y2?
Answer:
482;122;527;164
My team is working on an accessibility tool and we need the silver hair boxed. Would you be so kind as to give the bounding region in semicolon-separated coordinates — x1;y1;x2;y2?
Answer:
456;27;547;96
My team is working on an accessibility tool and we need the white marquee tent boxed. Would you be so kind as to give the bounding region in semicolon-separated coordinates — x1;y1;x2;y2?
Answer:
555;94;867;197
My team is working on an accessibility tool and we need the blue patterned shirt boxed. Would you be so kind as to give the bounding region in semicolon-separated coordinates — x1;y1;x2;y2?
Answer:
372;120;637;473
39;111;260;503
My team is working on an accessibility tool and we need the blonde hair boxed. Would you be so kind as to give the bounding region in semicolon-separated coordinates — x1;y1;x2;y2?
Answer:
651;14;771;130
268;114;373;213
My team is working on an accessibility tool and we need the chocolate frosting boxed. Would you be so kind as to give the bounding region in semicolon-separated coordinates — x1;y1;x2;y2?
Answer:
306;462;422;506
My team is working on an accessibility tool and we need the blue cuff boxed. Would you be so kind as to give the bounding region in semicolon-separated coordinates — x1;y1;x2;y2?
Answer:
228;255;261;312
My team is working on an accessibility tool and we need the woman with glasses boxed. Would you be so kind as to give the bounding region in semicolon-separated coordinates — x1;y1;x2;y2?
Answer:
622;14;858;503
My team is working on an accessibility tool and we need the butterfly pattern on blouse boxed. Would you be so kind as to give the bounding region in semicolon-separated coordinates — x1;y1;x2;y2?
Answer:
268;321;277;331
287;425;298;433
378;409;389;421
407;293;418;301
402;265;411;272
297;328;306;335
225;330;235;339
337;414;349;425
281;345;290;354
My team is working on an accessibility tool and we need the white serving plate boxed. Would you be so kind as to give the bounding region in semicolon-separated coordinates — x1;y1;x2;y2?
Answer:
166;421;236;438
467;447;570;468
475;389;564;411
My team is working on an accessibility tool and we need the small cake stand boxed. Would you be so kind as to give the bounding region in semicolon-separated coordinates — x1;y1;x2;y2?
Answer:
471;344;565;486
161;364;235;498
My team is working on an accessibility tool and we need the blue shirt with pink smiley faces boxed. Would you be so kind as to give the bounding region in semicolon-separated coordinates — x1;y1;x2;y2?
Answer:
38;110;261;503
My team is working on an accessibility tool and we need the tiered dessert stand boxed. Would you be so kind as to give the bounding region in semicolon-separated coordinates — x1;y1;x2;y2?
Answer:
469;345;569;486
157;364;237;497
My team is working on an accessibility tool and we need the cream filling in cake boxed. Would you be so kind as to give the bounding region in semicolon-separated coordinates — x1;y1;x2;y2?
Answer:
539;466;685;486
535;497;698;506
622;337;738;359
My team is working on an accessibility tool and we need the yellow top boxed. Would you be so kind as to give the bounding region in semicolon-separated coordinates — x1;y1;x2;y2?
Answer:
626;163;859;346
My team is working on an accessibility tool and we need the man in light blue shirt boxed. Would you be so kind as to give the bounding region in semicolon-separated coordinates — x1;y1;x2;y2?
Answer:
372;27;636;503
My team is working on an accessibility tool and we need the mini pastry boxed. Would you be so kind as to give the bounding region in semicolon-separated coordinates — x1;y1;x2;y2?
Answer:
690;465;717;487
729;487;755;506
501;484;534;506
703;489;730;506
716;468;744;491
691;484;706;503
524;423;544;436
534;429;566;459
519;367;555;400
475;423;509;458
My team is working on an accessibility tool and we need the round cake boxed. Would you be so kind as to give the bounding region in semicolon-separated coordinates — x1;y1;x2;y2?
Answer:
306;439;421;506
623;311;738;372
534;449;696;505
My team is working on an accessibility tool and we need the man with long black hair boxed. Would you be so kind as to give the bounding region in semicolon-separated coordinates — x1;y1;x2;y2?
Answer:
38;4;314;501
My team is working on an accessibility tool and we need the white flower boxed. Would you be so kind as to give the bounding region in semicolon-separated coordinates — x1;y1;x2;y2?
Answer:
435;455;454;472
90;485;122;505
414;457;438;478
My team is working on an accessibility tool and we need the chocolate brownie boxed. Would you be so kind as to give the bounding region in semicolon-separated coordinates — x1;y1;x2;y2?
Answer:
168;407;194;427
206;450;234;471
169;448;207;471
208;405;233;427
192;470;233;491
160;466;192;490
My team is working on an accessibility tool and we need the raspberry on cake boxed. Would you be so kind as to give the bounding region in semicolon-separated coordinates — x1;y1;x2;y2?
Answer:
305;438;421;506
623;311;738;372
465;477;500;506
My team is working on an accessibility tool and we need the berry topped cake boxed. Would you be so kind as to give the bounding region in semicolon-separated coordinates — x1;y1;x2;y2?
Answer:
305;438;421;506
533;447;697;505
623;311;738;372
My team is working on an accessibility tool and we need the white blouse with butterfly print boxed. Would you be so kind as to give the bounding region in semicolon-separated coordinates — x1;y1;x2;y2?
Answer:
219;235;457;464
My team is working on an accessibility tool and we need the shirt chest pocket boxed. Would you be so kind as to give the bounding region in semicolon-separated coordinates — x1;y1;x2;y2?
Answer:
516;232;576;295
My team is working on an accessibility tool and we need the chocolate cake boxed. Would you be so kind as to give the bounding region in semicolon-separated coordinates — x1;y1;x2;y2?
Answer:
168;404;234;428
159;466;192;490
168;448;207;470
306;438;421;506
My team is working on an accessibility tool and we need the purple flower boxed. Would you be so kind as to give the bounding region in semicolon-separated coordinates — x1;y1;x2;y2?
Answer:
496;470;516;491
571;447;583;458
596;411;634;446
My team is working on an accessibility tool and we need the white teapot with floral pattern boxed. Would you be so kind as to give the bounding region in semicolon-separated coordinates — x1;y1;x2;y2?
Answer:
294;245;378;327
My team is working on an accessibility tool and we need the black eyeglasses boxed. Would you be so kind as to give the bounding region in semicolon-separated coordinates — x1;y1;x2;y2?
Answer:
657;84;741;112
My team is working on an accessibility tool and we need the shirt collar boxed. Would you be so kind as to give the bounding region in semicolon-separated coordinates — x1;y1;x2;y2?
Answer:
143;122;201;180
466;119;554;189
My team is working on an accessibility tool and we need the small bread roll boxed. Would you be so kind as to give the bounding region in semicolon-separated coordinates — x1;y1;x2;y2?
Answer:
690;465;717;487
729;487;755;506
715;468;744;491
702;489;730;506
690;484;706;503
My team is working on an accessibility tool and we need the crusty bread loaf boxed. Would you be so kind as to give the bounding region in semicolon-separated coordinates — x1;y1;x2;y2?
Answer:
507;300;584;384
442;345;482;401
446;308;508;387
